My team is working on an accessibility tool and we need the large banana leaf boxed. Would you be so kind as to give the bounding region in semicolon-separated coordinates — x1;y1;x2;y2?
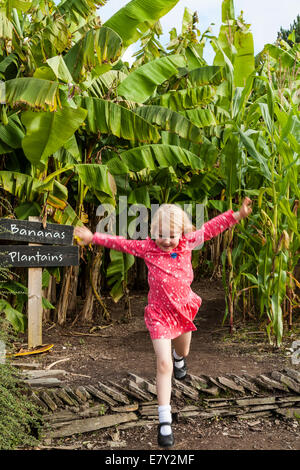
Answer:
0;299;25;332
6;0;32;14
88;70;128;98
51;201;83;226
75;164;115;199
118;144;204;171
0;53;18;76
107;250;135;302
4;78;59;110
234;30;255;87
46;56;74;83
0;10;13;40
79;96;160;143
21;106;87;165
222;134;239;199
46;180;68;211
30;15;69;55
117;55;186;103
64;27;123;82
213;11;255;88
183;108;218;128
57;0;106;23
135;105;203;143
151;86;216;110
104;0;180;47
188;66;224;86
0;171;52;201
264;44;298;69
236;127;273;181
222;0;235;22
0;167;82;225
0;113;24;151
161;132;219;168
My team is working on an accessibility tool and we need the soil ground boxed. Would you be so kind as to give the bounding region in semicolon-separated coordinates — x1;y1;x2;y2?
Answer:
17;279;300;451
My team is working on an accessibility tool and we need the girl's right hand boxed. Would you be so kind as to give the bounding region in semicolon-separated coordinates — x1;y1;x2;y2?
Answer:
74;226;94;245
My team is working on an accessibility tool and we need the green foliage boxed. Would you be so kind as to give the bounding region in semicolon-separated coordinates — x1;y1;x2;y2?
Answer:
277;15;300;44
0;0;298;345
0;320;43;449
104;0;180;47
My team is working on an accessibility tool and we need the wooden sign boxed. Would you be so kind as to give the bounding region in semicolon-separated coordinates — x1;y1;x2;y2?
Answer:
0;218;74;245
0;217;80;350
0;245;79;268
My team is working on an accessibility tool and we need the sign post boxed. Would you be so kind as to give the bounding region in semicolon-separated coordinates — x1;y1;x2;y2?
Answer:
0;217;79;349
28;216;43;348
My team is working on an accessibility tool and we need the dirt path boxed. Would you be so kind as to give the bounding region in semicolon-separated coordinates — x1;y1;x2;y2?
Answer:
20;279;300;450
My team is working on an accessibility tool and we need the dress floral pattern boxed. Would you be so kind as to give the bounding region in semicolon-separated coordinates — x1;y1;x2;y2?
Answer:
92;210;238;340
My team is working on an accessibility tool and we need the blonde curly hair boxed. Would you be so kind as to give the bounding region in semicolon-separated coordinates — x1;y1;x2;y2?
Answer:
150;204;195;239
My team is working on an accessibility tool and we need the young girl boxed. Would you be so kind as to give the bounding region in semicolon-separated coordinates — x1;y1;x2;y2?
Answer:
74;198;252;447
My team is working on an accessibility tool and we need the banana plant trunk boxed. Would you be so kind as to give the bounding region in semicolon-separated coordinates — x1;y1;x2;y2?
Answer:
79;248;110;323
56;266;78;325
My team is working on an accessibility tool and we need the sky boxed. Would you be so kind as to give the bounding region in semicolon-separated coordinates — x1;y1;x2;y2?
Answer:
98;0;300;64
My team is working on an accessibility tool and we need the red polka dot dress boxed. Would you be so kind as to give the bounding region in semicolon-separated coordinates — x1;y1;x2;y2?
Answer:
92;210;238;340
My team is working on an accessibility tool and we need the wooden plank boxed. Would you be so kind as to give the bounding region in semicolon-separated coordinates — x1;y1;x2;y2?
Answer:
271;371;300;394
0;218;74;245
0;245;79;267
253;374;287;392
173;380;199;400
127;380;154;401
275;407;300;419
54;389;79;407
39;391;58;411
74;386;91;402
235;396;276;406
21;369;67;379
48;412;138;438
217;376;245;393
10;361;40;369
84;385;118;407
118;419;159;430
237;411;273;420
186;373;210;390
128;373;157;396
98;381;130;404
28;217;43;349
283;368;300;385
230;375;260;395
110;404;139;413
107;380;147;403
276;396;300;404
23;377;62;387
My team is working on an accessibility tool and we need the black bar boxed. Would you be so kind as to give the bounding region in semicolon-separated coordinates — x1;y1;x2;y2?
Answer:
0;219;74;246
0;245;79;267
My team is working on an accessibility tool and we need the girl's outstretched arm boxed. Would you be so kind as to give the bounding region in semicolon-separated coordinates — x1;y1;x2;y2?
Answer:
187;198;252;249
74;226;147;258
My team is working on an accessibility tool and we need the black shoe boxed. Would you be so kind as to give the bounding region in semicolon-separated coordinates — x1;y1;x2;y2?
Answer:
173;357;187;380
157;422;174;448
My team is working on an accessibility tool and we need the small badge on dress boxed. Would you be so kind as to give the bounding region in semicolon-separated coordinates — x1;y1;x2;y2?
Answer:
170;253;178;259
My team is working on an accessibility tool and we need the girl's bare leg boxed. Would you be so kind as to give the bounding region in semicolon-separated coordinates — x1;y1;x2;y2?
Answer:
172;331;192;358
151;338;172;405
152;338;173;438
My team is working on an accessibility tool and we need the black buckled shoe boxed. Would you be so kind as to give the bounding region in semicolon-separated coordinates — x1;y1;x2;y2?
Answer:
157;422;174;448
173;357;187;380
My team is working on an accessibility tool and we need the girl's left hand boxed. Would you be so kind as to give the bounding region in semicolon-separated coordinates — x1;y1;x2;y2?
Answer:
239;197;252;219
74;226;94;245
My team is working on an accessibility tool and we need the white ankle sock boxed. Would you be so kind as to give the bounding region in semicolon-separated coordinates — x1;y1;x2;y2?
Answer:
173;349;184;368
158;405;172;436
